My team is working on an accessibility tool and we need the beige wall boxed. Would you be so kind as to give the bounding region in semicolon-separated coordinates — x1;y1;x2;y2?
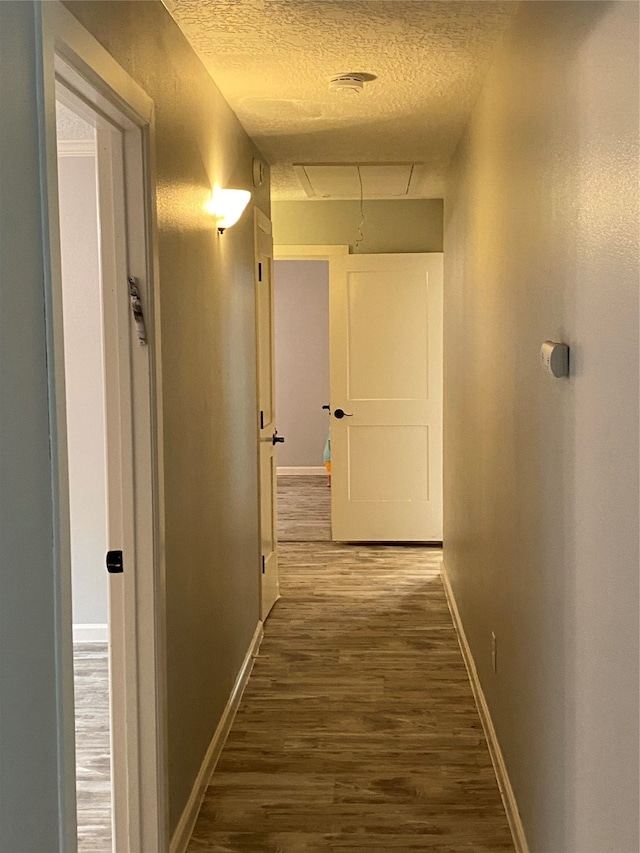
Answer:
272;199;443;253
64;1;269;833
58;148;109;627
443;3;639;852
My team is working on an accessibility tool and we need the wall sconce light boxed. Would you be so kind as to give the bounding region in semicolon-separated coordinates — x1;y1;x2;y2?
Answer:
206;187;252;234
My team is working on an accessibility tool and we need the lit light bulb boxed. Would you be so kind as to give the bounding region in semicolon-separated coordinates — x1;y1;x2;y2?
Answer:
206;187;252;233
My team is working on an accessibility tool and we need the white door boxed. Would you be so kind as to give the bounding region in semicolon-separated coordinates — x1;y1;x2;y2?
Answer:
255;209;280;618
330;253;443;542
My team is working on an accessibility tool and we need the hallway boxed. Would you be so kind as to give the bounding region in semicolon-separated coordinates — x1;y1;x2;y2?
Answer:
2;2;638;850
186;478;513;851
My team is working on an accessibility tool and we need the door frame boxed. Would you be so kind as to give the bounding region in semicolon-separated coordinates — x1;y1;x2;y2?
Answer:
273;246;444;543
271;246;346;532
255;208;280;619
38;3;167;850
274;245;350;262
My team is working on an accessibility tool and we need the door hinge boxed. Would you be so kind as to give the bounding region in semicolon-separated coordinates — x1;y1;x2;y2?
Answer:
261;555;266;574
258;262;262;282
128;276;148;346
260;410;264;430
106;550;124;574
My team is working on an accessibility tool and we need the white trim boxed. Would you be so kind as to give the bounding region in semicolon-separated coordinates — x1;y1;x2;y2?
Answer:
169;621;264;853
255;205;272;237
441;570;529;853
277;466;326;476
56;138;95;158
274;244;349;260
72;624;108;644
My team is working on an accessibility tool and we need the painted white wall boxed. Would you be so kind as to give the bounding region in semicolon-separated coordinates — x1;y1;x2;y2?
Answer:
274;260;330;468
0;2;66;847
57;142;109;627
443;3;639;851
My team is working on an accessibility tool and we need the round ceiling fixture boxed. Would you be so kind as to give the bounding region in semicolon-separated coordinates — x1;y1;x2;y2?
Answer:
328;73;375;94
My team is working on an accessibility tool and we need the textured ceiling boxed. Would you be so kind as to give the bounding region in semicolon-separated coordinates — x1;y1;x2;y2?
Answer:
164;0;515;199
56;102;94;141
296;163;424;199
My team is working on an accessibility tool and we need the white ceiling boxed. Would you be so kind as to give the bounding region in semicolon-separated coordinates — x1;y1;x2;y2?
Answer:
163;0;515;200
56;102;94;141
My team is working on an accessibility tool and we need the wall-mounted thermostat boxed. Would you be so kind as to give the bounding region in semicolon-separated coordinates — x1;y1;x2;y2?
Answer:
540;341;569;377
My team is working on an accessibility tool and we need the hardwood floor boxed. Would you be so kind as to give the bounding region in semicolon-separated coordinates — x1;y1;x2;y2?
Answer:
74;643;112;852
278;475;331;542
186;477;514;852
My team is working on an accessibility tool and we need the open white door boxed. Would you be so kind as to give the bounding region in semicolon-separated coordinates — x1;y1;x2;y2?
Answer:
330;253;443;542
255;209;280;618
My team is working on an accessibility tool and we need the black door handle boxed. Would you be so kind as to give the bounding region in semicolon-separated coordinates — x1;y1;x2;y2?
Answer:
334;408;353;419
272;430;285;445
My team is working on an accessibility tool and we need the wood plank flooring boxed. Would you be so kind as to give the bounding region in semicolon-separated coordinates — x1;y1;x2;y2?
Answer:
74;643;112;852
187;478;513;852
278;475;331;542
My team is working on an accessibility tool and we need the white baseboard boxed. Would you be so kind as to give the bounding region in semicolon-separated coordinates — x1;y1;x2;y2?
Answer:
73;623;108;643
277;466;325;476
169;621;264;853
441;570;529;853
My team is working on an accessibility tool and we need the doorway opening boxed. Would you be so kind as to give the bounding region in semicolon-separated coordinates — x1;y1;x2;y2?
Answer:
55;98;112;850
273;246;443;544
273;259;332;544
46;33;166;845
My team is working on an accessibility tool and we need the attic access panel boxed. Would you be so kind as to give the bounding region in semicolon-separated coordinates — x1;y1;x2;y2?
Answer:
293;163;425;200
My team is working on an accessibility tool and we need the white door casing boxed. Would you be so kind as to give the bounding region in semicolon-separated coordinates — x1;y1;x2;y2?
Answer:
40;3;167;849
95;119;151;853
330;253;443;542
255;209;280;619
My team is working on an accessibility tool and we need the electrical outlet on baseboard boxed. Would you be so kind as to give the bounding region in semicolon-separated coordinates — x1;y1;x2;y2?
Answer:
491;632;497;674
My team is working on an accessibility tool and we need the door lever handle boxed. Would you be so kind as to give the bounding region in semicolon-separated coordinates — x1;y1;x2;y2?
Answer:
272;430;285;445
334;408;353;419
